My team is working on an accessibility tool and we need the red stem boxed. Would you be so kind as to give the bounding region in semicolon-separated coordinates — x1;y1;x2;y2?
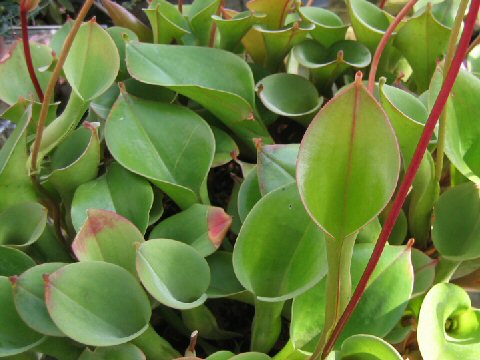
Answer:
178;0;183;13
321;0;480;357
20;6;44;102
379;0;387;9
368;0;418;93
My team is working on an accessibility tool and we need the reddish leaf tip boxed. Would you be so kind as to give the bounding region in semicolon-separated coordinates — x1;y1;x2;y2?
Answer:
230;149;239;161
256;83;264;94
9;275;18;286
245;112;256;121
208;207;232;248
407;238;415;249
82;121;97;132
355;71;363;85
188;330;199;352
336;50;344;62
118;82;127;94
253;137;264;151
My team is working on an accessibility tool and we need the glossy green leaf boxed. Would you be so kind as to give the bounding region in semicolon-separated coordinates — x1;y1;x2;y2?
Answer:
0;202;46;247
246;0;294;29
2;98;58;138
233;183;327;301
64;21;120;101
126;42;272;154
293;40;371;91
333;334;403;360
213;11;265;51
414;0;463;27
30;90;89;168
237;165;261;222
0;277;45;356
150;204;231;257
136;239;210;309
291;244;413;351
45;261;151;346
380;206;408;246
299;7;347;47
182;304;239;340
50;19;74;55
379;81;428;167
418;283;480;360
297;76;400;240
256;74;321;125
13;263;65;337
0;107;37;212
105;93;214;209
408;152;437;248
123;78;177;103
432;182;480;261
0;41;52;105
411;248;436;297
257;143;298;195
145;0;190;44
346;0;397;73
48;122;101;204
101;0;152;42
188;0;221;46
356;217;381;244
72;209;144;275
230;353;271;360
253;22;313;71
207;251;244;298
467;44;480;77
71;162;153;233
394;6;450;92
78;344;145;360
211;127;238;167
148;188;165;226
0;246;35;277
438;68;480;182
207;351;235;360
88;85;120;121
106;27;139;81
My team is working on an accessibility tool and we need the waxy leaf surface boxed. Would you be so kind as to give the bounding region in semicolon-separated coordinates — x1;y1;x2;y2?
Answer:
64;21;119;101
418;283;480;360
0;41;52;105
126;42;272;153
136;239;210;309
0;277;45;356
48;123;101;204
71;162;153;233
432;183;480;261
13;263;65;337
207;251;244;298
0;202;46;247
45;262;151;346
394;6;450;92
78;344;145;360
0;107;37;211
106;94;213;208
257;143;298;195
327;334;403;360
292;244;413;350
72;209;145;276
256;74;321;125
150;204;231;257
0;246;35;277
297;77;400;240
299;7;348;47
233;183;327;301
